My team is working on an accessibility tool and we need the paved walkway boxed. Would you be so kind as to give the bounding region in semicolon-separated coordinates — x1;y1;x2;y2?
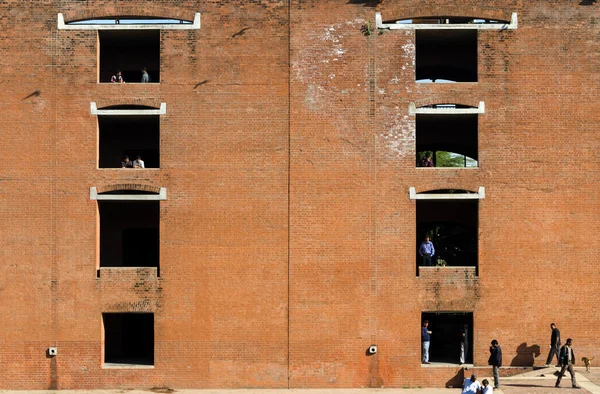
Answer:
0;369;597;394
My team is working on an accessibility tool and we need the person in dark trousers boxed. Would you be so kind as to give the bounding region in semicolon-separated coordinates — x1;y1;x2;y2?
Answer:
555;338;580;388
421;320;432;364
419;235;435;266
545;322;561;367
488;339;502;389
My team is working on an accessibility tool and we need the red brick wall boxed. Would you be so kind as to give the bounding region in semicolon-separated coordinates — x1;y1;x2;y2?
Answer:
0;0;598;389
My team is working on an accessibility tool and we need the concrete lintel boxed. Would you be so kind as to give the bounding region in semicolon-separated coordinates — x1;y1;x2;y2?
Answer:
90;187;167;200
90;102;166;115
409;186;485;200
58;13;201;30
409;101;485;115
376;12;517;30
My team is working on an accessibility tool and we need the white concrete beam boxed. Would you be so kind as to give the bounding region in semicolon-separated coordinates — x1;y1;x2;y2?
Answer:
90;102;166;115
90;187;167;200
376;12;517;30
409;186;485;200
58;13;200;30
409;102;485;115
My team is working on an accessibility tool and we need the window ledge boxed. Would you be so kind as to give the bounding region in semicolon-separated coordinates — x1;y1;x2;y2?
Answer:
422;362;474;368
102;363;154;369
415;167;479;170
97;168;161;171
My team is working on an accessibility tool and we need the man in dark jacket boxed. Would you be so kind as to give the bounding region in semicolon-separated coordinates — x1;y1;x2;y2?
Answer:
555;338;580;388
488;339;502;389
545;323;561;367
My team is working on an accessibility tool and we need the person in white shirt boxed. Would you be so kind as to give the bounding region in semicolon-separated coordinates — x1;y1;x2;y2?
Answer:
482;379;493;394
133;155;145;169
462;374;482;394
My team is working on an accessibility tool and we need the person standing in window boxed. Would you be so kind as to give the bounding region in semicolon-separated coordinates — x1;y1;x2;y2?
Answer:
419;235;435;266
133;155;145;169
111;70;124;83
545;323;561;367
421;320;432;364
141;67;150;83
460;325;468;364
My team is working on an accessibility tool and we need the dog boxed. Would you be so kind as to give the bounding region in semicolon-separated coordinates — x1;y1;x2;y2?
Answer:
582;356;594;372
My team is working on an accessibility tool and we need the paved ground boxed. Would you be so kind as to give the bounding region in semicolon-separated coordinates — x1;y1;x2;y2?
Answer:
0;369;598;394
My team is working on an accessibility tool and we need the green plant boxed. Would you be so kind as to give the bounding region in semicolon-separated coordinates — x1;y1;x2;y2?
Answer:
361;21;372;36
436;258;447;267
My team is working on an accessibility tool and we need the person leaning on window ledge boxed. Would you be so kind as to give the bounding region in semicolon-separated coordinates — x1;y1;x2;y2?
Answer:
111;70;124;83
121;156;133;168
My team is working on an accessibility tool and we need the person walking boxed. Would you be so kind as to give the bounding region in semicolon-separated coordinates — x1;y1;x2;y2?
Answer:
555;338;580;388
421;320;432;364
545;322;561;367
488;339;502;389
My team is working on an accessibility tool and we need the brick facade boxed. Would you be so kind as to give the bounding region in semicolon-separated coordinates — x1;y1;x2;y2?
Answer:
0;0;598;389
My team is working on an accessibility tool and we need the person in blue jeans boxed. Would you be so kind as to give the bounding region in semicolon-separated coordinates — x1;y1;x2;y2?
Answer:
422;320;432;364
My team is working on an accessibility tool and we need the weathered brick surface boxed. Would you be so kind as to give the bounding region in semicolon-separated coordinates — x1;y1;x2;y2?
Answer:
0;0;598;389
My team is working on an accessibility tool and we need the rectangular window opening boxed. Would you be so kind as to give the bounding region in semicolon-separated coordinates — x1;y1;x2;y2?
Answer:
99;201;160;273
103;313;154;366
98;115;159;169
417;199;478;276
416;30;477;83
416;114;478;168
422;312;473;365
99;30;160;83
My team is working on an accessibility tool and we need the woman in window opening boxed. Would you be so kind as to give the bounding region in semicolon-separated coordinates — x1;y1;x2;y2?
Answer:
111;70;125;83
419;152;434;167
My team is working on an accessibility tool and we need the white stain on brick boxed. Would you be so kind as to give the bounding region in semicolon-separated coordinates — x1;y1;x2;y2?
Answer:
381;109;414;157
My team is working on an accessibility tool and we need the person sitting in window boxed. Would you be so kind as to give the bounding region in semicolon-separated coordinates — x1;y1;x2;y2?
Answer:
133;155;145;169
121;156;133;168
419;152;434;167
141;67;150;83
111;70;124;83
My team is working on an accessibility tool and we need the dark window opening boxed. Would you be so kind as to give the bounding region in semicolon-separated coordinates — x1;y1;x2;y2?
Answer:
422;312;473;364
416;114;478;167
103;313;154;366
99;115;159;169
99;201;159;273
417;199;478;274
416;30;477;82
99;30;160;83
